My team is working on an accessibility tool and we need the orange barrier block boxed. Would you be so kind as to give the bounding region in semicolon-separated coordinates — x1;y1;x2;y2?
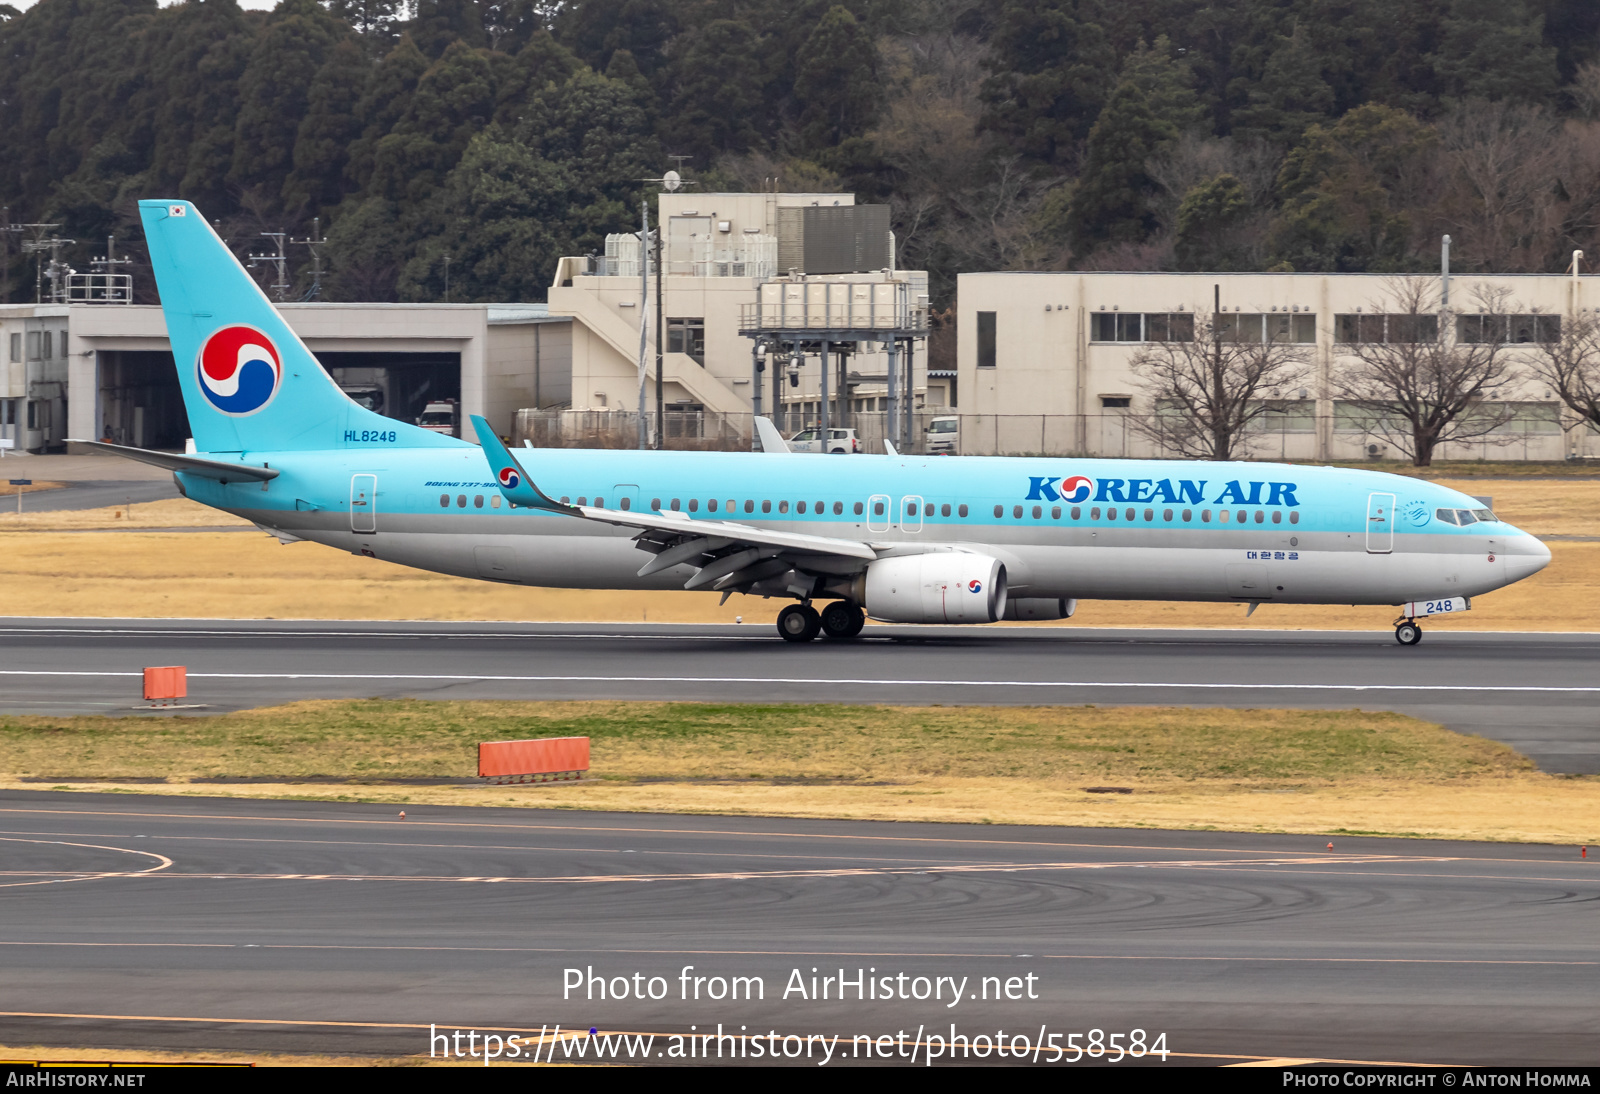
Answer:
143;666;187;702
478;736;590;784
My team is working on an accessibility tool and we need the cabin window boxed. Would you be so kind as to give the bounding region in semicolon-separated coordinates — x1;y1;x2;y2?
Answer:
620;497;631;511
834;501;844;515
708;499;718;512
798;501;807;514
1051;506;1061;519
1271;510;1282;524
959;504;969;517
1254;510;1264;523
1013;505;1024;518
1107;507;1117;521
1219;509;1229;523
1031;505;1042;519
726;500;734;513
457;495;468;508
1091;507;1101;519
763;500;772;513
1203;509;1212;522
560;496;570;504
687;499;698;512
1144;508;1154;521
651;498;661;510
491;495;502;509
595;497;604;509
744;499;754;513
779;500;789;514
439;494;449;508
1124;508;1135;521
1236;510;1247;523
670;499;681;511
474;495;484;508
1071;506;1081;519
875;501;886;516
854;501;864;515
1289;512;1299;524
1182;509;1191;522
573;496;584;506
1163;508;1172;521
942;503;952;517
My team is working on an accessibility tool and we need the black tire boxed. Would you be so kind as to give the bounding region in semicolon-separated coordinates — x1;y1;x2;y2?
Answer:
1395;621;1422;646
777;604;821;643
820;601;865;640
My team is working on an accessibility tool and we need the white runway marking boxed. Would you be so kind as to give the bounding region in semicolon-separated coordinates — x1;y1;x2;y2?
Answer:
0;669;1597;693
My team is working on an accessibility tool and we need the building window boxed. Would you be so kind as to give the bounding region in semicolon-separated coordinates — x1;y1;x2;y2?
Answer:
1246;400;1316;433
1091;313;1198;343
1456;314;1560;344
1335;313;1440;344
667;318;706;364
1100;396;1131;409
1215;313;1315;344
42;332;52;359
8;334;19;362
977;311;997;368
25;332;40;359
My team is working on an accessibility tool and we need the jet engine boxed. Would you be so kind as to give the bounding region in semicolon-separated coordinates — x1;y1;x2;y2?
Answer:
862;553;1008;623
1002;597;1076;621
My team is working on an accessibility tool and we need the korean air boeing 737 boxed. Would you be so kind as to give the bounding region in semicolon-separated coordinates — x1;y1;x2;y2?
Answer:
77;200;1552;646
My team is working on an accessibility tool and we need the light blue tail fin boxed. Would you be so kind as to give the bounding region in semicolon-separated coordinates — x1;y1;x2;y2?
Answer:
138;199;466;453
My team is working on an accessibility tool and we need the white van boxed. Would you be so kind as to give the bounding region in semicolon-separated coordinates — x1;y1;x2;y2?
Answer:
926;416;959;454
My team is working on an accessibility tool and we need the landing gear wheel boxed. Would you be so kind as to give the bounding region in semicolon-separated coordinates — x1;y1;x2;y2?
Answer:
819;601;866;641
777;604;821;643
1395;621;1422;646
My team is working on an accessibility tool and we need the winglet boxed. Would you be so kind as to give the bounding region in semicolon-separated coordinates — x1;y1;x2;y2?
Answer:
470;415;578;514
753;416;790;454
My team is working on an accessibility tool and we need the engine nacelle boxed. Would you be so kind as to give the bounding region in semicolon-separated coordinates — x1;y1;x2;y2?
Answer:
1002;597;1076;621
863;553;1008;624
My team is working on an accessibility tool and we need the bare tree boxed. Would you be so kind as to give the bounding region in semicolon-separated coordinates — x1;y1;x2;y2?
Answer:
1127;309;1312;460
1331;278;1521;467
1531;310;1600;438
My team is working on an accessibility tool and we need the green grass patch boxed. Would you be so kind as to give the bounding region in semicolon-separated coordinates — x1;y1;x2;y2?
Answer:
0;699;1531;786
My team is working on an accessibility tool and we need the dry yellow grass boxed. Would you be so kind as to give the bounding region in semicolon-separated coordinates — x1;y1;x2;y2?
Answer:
0;478;1592;628
4;699;1596;845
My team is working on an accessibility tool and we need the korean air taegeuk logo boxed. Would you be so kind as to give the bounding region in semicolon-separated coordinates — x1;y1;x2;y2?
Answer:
197;325;281;416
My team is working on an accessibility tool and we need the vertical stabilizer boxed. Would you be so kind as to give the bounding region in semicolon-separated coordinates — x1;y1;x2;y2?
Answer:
138;199;466;453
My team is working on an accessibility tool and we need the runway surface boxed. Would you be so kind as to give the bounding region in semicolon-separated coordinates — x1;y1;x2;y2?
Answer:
0;790;1594;1065
1;618;1597;773
11;479;180;512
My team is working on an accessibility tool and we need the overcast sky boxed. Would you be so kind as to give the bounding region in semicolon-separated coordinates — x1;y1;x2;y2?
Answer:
9;0;282;10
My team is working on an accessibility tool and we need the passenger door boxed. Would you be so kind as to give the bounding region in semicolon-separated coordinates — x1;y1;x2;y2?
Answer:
867;493;891;533
900;494;924;533
350;474;377;534
1366;492;1395;554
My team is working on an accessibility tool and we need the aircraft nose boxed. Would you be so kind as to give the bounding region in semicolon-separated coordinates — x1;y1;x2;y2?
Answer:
1502;533;1552;583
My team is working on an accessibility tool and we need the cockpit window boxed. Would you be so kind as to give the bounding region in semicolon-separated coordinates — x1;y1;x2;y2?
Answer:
1455;509;1478;525
1471;508;1496;522
1435;508;1459;525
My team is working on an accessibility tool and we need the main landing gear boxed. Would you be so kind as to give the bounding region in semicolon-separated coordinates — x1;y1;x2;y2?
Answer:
776;601;865;643
1394;619;1422;646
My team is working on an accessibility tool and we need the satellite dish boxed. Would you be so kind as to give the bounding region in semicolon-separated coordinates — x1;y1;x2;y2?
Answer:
662;170;681;192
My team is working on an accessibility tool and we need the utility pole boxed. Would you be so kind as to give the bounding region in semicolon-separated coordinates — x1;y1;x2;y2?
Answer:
91;235;134;302
635;165;693;449
291;218;328;301
637;198;652;449
20;226;73;304
0;208;19;305
442;253;451;303
248;231;290;301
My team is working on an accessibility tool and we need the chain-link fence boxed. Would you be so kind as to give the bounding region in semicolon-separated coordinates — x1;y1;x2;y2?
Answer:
510;409;1599;461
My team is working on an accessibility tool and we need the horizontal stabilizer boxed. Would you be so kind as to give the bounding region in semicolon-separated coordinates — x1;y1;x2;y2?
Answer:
68;440;279;483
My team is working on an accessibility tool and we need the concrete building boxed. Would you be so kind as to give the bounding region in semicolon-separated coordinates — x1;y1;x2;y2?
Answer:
547;190;934;446
955;270;1599;461
0;301;570;453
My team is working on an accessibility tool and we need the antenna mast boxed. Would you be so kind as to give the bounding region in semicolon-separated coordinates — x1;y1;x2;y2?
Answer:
248;231;290;302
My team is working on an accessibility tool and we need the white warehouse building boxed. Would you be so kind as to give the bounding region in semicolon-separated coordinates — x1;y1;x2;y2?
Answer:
954;270;1599;461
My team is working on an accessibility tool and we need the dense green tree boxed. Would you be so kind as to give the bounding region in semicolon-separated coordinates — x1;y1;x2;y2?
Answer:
981;0;1115;166
325;0;404;50
285;37;371;214
344;34;430;191
369;40;503;207
230;0;349;205
495;30;584;123
1174;173;1252;270
1121;35;1207;134
1069;79;1177;249
552;0;679;77
1269;104;1437;271
794;6;880;154
660;20;764;163
410;0;486;59
1230;22;1337;145
1429;0;1560;106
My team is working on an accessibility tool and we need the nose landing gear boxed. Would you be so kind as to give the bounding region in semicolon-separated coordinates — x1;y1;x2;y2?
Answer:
1394;619;1422;646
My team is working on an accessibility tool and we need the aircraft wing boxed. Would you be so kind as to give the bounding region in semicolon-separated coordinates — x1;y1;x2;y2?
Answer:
470;415;877;593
